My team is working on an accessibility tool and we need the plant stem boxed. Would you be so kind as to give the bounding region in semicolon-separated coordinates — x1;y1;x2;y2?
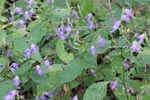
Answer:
108;0;115;21
122;68;129;100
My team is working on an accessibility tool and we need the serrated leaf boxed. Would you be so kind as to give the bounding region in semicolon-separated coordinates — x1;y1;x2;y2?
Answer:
56;40;74;64
83;82;108;100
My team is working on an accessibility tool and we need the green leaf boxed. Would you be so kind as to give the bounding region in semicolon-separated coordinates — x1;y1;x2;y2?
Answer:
0;0;5;15
45;64;63;73
0;16;8;22
28;20;48;44
30;73;48;85
31;51;43;62
78;0;93;16
111;56;124;72
83;82;108;100
51;57;89;87
136;49;150;67
56;40;74;64
15;61;35;75
54;8;71;18
0;79;17;100
13;37;28;54
0;29;7;47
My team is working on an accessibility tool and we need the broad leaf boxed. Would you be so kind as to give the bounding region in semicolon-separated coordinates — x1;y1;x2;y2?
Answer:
56;40;74;64
83;82;108;100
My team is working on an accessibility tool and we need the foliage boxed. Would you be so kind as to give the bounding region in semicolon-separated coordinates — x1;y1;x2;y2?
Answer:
0;0;150;100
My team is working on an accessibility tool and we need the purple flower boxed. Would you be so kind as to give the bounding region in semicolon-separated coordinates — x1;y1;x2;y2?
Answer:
23;11;30;20
56;31;66;40
4;90;18;100
41;96;47;100
98;38;106;46
89;69;95;75
121;15;130;22
24;48;32;57
72;10;78;18
29;9;34;16
43;58;52;68
110;81;118;90
4;95;12;100
89;45;97;55
10;63;19;72
124;9;132;17
72;95;79;100
16;7;22;14
13;76;21;86
34;97;40;100
35;65;43;75
136;33;145;44
27;0;34;6
7;49;12;57
130;41;140;53
112;20;120;32
66;26;72;35
123;60;130;69
19;20;26;27
44;91;52;97
87;21;95;30
30;44;38;52
85;13;92;20
48;0;52;3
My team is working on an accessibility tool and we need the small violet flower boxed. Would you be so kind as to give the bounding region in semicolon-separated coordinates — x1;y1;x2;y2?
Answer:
130;41;140;53
35;65;43;75
110;81;118;90
15;7;22;14
98;38;106;46
41;96;47;100
72;95;79;100
10;63;19;72
135;33;145;44
48;0;52;3
30;44;39;52
121;15;130;22
89;45;97;55
112;20;120;32
87;21;95;30
13;76;21;86
27;0;34;6
85;13;92;21
24;48;32;57
123;60;130;69
7;49;12;57
66;26;72;35
43;58;52;68
121;9;132;22
44;91;52;97
89;69;95;75
124;9;132;17
29;9;34;16
19;20;26;27
23;11;30;20
4;90;18;100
